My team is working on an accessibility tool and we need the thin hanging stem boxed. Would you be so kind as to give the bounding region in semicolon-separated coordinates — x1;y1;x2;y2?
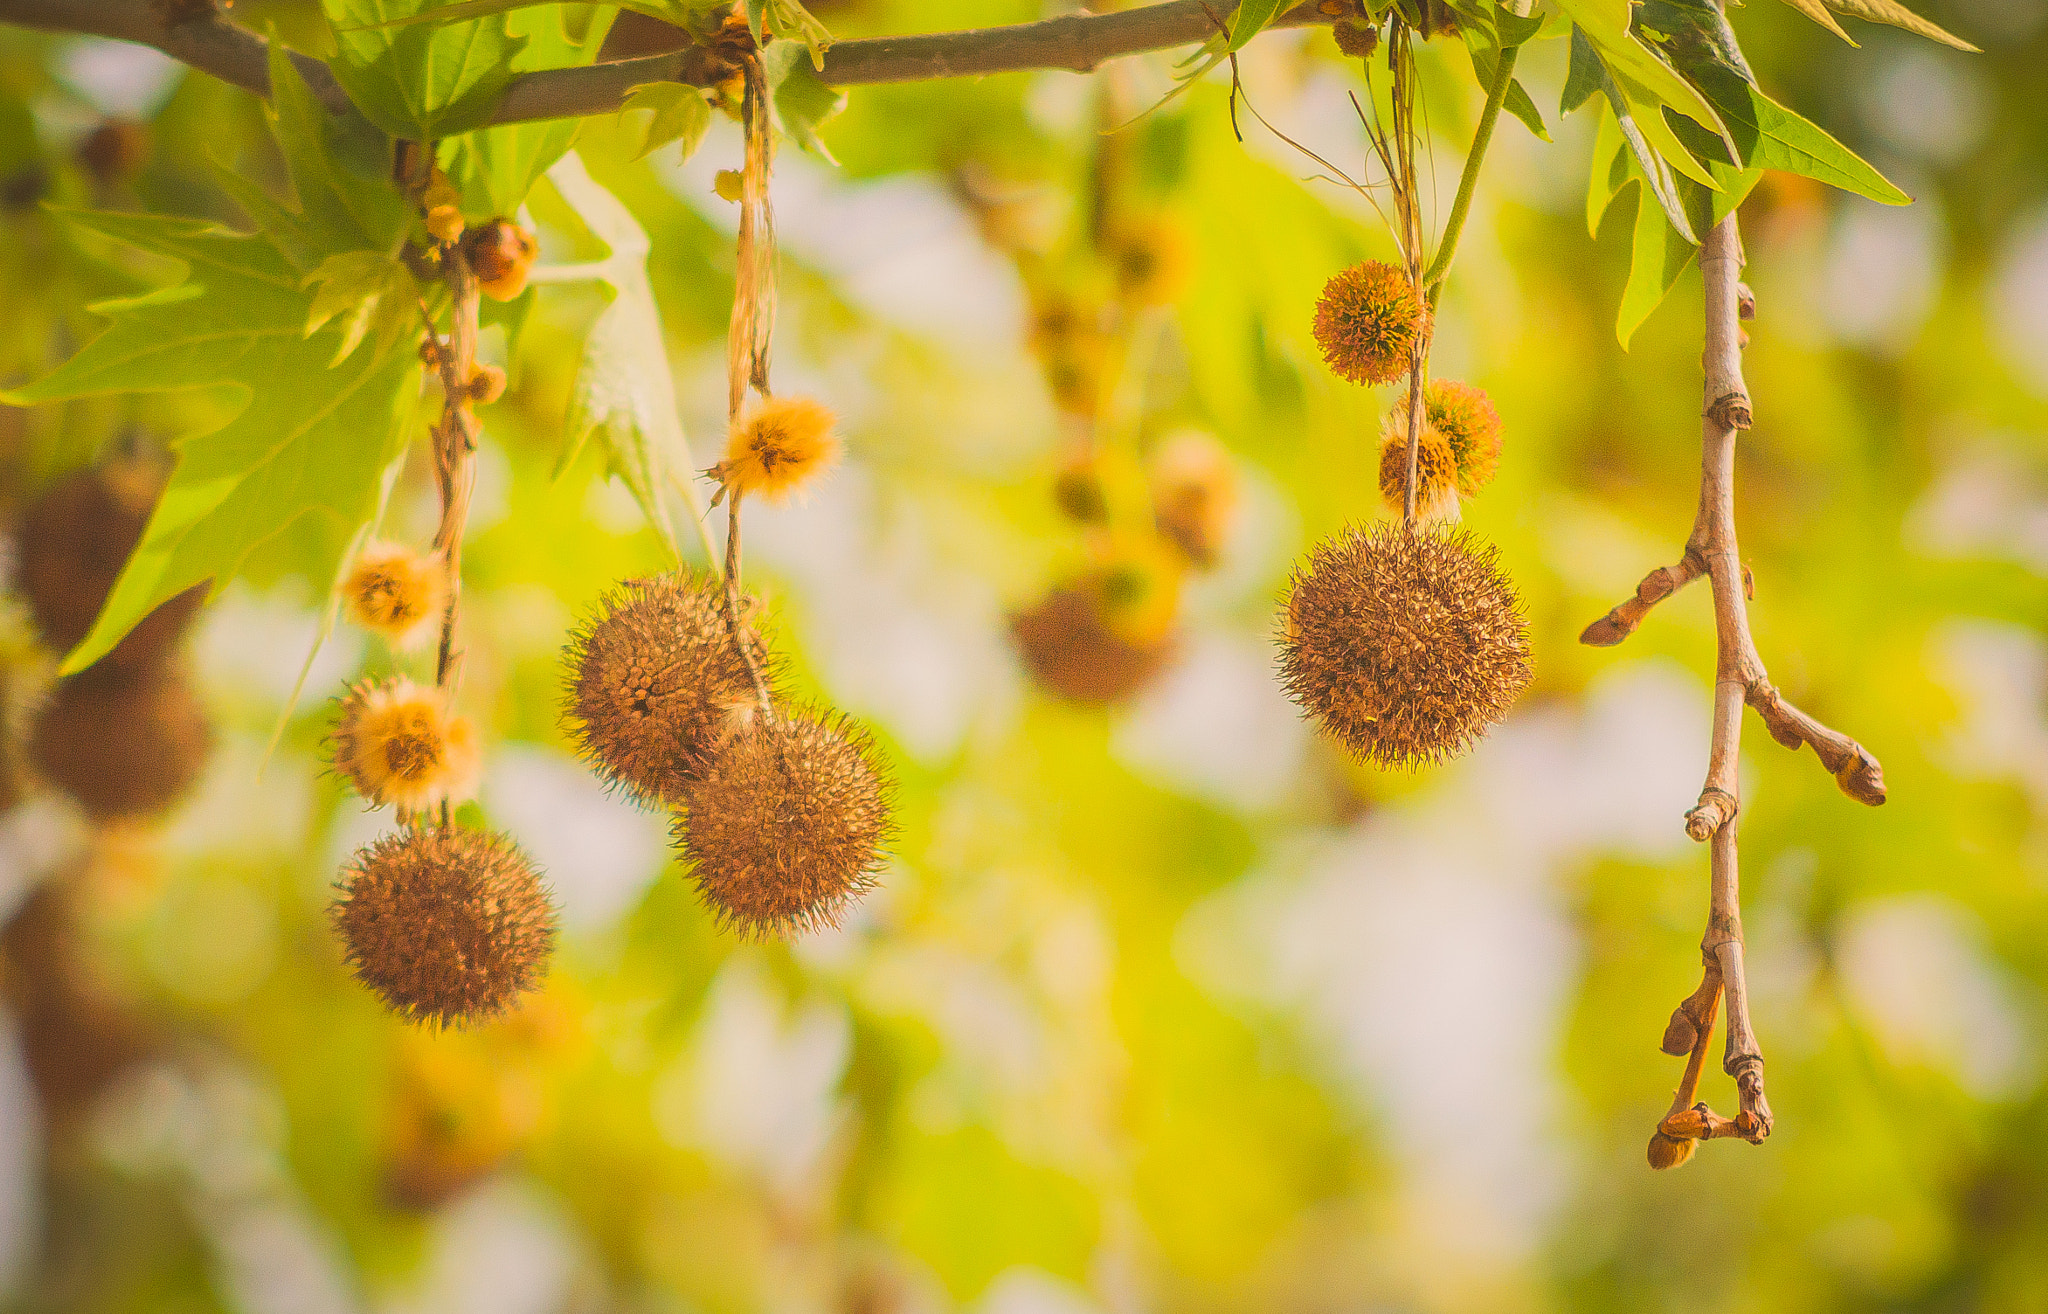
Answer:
1387;24;1425;533
717;50;777;721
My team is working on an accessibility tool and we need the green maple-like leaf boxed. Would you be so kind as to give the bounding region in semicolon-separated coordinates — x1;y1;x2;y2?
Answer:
2;211;416;674
545;152;701;564
324;0;527;139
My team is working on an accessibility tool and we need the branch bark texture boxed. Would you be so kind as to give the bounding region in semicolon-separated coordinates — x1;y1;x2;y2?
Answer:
0;0;1335;134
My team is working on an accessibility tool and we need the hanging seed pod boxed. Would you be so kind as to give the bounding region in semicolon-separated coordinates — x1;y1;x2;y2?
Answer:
1109;214;1193;308
1010;558;1180;706
331;825;557;1028
329;677;481;812
673;707;894;939
29;665;211;821
77;118;149;182
1278;523;1531;767
1311;259;1429;386
17;467;205;671
1377;413;1463;524
380;1036;522;1210
1;881;155;1128
1423;379;1504;496
462;219;538;300
1150;433;1240;570
561;572;767;806
342;541;447;650
711;396;841;505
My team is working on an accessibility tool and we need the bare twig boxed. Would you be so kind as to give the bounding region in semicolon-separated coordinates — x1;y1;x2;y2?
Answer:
0;0;1336;134
1578;551;1705;647
1590;213;1885;1163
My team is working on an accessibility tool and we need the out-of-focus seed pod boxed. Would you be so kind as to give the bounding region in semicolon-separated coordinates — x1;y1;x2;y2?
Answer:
462;219;538;301
29;664;212;821
17;467;206;672
77;119;149;182
1150;433;1240;570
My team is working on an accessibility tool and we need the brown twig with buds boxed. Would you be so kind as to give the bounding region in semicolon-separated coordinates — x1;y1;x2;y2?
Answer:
1581;214;1886;1166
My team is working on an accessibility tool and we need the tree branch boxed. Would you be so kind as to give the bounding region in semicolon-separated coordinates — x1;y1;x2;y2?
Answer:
1592;214;1889;1164
0;0;1336;135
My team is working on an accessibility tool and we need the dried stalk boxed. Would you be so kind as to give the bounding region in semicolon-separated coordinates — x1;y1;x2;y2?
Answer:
1585;214;1885;1164
410;230;483;830
717;54;777;720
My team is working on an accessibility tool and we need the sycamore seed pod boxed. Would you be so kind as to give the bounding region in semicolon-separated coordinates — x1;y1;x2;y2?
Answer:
1333;16;1380;58
712;396;840;505
1010;569;1178;706
1425;379;1504;496
462;219;538;301
381;1035;522;1210
561;572;767;806
1377;412;1463;524
18;467;205;671
342;541;447;650
1312;260;1429;387
1053;454;1109;524
330;678;482;812
29;665;212;821
1278;523;1531;768
1109;215;1193;308
466;362;507;405
331;825;557;1028
1;883;154;1125
673;707;895;939
1150;432;1240;570
77;118;149;182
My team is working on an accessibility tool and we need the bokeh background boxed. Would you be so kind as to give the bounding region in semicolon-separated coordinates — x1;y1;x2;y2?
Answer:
3;0;2048;1309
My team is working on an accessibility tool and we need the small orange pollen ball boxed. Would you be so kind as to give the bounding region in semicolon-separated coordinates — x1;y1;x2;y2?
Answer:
714;396;841;504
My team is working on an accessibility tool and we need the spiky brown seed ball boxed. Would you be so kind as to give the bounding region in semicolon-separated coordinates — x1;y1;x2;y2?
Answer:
1425;379;1504;495
1377;413;1462;524
463;219;537;301
1278;523;1531;768
17;467;205;671
1333;16;1380;58
1312;260;1429;386
330;678;481;812
29;665;211;820
1011;582;1176;705
673;709;894;939
562;572;767;806
331;825;556;1028
342;541;446;650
